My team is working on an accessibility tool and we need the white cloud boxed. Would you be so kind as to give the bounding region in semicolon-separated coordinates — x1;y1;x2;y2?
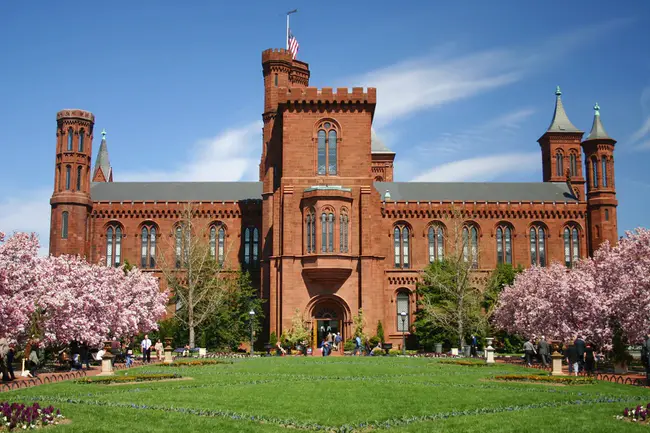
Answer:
630;115;650;144
0;188;51;256
411;153;539;182
121;121;263;182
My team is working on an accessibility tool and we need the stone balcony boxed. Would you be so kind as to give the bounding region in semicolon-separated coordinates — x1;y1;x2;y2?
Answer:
301;254;354;281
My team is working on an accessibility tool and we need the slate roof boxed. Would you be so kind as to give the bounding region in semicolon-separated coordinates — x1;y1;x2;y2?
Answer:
91;182;263;202
374;181;578;202
546;86;582;134
93;135;112;181
584;104;612;141
371;129;394;153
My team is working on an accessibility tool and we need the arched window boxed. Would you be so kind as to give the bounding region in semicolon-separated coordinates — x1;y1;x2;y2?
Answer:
78;129;84;152
529;225;546;267
463;225;479;269
316;121;338;175
243;227;259;267
209;223;226;265
65;165;71;190
427;224;444;263
61;211;69;239
495;224;513;265
140;224;157;268
305;212;312;253
305;210;316;253
569;153;577;177
591;157;598;188
396;291;410;332
175;225;187;269
602;158;608;187
555;152;563;177
393;224;410;269
106;224;122;267
563;225;580;268
76;166;82;191
67;128;73;151
339;210;349;253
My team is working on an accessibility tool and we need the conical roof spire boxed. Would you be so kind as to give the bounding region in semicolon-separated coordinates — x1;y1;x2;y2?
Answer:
93;129;113;182
584;103;612;141
546;86;582;133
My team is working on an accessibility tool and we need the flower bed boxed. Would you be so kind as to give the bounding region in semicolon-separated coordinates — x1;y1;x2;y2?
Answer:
1;402;64;431
493;374;595;385
75;373;182;385
616;403;650;424
438;359;492;367
159;359;232;367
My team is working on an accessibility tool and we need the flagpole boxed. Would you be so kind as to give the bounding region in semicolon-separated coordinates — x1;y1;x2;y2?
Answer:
286;9;297;50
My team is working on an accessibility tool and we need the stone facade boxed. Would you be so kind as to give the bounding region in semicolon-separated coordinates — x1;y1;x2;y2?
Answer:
49;48;619;349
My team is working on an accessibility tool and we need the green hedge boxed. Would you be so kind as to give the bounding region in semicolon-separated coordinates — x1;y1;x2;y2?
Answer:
75;373;182;384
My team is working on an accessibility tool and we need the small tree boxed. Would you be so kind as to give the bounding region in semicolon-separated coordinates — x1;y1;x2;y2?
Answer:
376;320;385;343
353;309;366;340
285;309;311;349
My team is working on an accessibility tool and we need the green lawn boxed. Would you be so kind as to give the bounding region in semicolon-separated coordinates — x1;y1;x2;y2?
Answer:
4;357;650;432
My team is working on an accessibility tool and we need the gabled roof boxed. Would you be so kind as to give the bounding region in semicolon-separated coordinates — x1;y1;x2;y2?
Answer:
374;181;578;202
371;129;394;154
584;103;612;141
93;129;113;182
546;86;582;134
90;182;263;202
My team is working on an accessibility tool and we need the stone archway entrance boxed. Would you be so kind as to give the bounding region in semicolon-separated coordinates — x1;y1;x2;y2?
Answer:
307;296;351;351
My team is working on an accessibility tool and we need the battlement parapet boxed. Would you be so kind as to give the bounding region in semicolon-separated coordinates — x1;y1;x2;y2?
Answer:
279;87;376;105
262;48;293;63
56;109;95;123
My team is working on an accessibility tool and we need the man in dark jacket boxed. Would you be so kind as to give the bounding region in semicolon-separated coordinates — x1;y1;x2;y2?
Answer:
643;333;650;386
574;336;586;372
538;336;550;367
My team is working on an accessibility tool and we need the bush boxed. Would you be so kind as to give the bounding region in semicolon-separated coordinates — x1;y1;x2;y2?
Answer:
376;321;385;343
438;359;492;367
369;336;380;346
493;374;595;385
158;359;231;367
371;347;384;356
343;340;356;352
76;373;181;384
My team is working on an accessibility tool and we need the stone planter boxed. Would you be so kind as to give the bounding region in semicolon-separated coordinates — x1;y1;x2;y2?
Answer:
164;337;173;364
98;340;115;376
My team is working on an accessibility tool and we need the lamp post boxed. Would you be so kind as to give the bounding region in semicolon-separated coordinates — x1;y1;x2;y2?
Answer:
400;311;407;355
249;310;255;356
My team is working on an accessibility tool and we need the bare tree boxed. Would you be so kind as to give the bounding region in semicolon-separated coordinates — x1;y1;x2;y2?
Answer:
158;203;235;348
417;207;483;350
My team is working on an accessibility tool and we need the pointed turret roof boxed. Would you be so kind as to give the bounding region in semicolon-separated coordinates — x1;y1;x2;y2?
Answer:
546;86;582;133
584;103;612;141
93;129;113;182
371;128;394;154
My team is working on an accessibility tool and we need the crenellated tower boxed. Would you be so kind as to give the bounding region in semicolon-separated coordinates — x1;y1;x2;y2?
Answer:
49;109;94;257
538;87;586;200
92;129;113;182
582;103;618;253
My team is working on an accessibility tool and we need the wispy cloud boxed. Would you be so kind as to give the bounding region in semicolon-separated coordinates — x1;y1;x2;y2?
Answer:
121;122;262;182
631;115;650;144
411;153;539;182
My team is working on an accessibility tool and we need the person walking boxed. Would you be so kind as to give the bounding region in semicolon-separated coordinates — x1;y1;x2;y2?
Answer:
334;332;342;353
27;340;40;377
141;334;152;363
154;339;164;361
566;343;579;376
574;335;586;373
470;335;478;358
80;342;91;370
538;336;550;367
354;335;362;356
584;343;595;375
642;332;650;386
0;338;10;382
523;338;537;367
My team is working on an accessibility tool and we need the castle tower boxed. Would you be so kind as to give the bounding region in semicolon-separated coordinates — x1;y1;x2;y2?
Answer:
538;87;586;199
582;103;618;253
92;129;113;182
49;109;95;257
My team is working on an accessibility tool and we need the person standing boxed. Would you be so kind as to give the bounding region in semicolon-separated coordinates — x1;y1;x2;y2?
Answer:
642;333;650;386
334;332;342;353
566;343;579;376
538;336;550;367
0;338;10;382
354;335;362;356
574;335;586;373
80;342;91;370
584;343;595;375
470;335;478;358
154;339;164;361
523;338;536;367
141;334;152;363
27;340;40;377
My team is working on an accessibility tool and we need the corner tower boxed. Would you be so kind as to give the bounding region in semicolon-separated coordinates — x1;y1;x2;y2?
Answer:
49;109;94;257
582;103;618;253
538;87;586;199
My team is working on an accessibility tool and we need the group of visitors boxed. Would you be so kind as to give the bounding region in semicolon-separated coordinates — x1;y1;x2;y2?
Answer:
1;338;43;380
523;335;597;374
320;332;342;356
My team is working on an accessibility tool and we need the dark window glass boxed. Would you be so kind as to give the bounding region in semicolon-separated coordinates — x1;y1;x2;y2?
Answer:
76;166;82;191
141;226;149;268
556;153;563;177
592;158;598;188
65;166;71;190
328;130;337;175
402;227;409;269
78;130;84;152
602;159;608;187
396;292;409;332
67;128;73;151
317;130;326;175
61;211;68;239
106;227;113;267
570;154;577;177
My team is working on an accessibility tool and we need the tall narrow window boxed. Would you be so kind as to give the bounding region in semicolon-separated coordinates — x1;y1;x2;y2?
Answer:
65;165;71;190
274;74;278;87
564;226;580;267
140;225;157;268
209;224;226;264
591;157;598;188
602;158;608;187
327;213;334;252
396;291;410;332
555;152;563;177
106;224;122;267
244;228;251;265
496;224;513;265
61;211;69;239
394;227;401;268
570;153;577;177
252;227;259;265
67;128;73;151
402;226;410;268
321;213;327;252
210;226;217;258
316;121;339;176
605;209;609;221
463;225;479;268
306;213;312;253
529;225;546;267
428;225;444;263
340;211;349;253
76;166;82;191
243;227;259;267
175;226;182;268
393;224;410;269
78;129;84;152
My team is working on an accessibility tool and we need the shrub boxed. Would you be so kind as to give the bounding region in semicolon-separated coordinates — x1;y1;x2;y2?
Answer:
438;359;492;367
269;331;278;345
343;340;356;352
371;347;384;356
76;373;181;384
493;374;595;385
388;349;402;356
369;336;380;347
376;320;385;343
159;359;231;367
0;402;64;431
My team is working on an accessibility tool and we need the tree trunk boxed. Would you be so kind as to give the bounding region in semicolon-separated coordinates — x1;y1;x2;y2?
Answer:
189;325;195;349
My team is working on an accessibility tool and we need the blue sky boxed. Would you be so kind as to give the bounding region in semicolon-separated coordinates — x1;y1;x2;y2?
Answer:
1;1;648;253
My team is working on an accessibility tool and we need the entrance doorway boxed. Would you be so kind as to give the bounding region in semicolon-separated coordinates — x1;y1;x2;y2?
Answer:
315;319;340;348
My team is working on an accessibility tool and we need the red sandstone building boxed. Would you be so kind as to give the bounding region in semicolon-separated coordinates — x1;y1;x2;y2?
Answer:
49;48;618;348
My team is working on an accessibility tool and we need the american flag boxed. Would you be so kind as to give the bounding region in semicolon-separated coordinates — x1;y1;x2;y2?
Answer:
288;31;299;59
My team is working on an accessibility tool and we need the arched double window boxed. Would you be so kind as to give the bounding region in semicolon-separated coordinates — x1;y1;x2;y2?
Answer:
427;224;444;263
602;158;608;187
339;209;349;253
569;153;577;177
140;224;157;268
78;129;84;152
591;157;598;188
529;224;546;267
209;223;226;265
305;210;316;253
174;224;190;269
393;224;410;269
76;166;82;191
563;225;580;268
106;224;123;267
555;151;563;177
61;211;69;239
316;121;338;175
463;224;479;269
243;227;259;268
495;224;513;265
65;165;71;190
321;212;335;253
67;128;74;151
396;290;410;332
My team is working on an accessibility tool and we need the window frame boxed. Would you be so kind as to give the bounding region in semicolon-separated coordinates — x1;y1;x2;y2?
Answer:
61;211;69;239
427;224;444;263
393;224;411;269
67;128;74;151
209;223;226;265
462;224;479;269
529;224;547;267
78;129;84;152
105;223;123;267
555;151;564;177
495;223;513;265
243;227;260;268
140;224;157;269
563;225;581;268
315;120;339;176
396;290;410;332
